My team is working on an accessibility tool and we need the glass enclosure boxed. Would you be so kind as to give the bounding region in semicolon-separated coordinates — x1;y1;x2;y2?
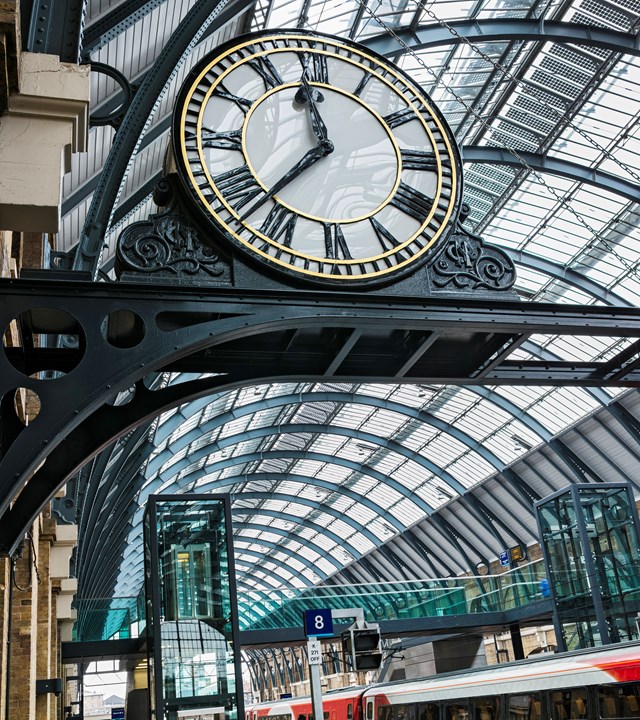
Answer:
144;494;243;720
536;483;640;651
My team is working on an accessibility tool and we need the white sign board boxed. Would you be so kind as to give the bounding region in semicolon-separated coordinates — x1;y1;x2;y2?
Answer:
307;638;322;665
177;709;225;720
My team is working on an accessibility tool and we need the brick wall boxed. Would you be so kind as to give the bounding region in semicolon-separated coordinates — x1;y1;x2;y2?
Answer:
37;513;57;720
0;230;60;719
8;525;40;720
0;558;9;720
4;512;61;720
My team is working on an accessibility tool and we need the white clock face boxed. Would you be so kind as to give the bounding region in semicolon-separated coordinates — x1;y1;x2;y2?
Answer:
175;31;461;284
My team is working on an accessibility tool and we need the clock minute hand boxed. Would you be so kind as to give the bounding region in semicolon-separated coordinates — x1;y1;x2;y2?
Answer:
240;139;334;220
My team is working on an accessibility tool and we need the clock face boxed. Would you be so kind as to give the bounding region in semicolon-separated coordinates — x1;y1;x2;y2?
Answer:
173;30;461;285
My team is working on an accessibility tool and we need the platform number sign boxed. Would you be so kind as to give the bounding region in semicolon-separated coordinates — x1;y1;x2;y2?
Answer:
304;608;334;637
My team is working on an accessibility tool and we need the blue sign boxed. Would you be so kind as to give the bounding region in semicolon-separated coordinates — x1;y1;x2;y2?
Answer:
303;608;333;637
499;551;509;567
111;709;125;720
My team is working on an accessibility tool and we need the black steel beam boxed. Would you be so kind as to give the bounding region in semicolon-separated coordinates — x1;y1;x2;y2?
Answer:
363;20;640;59
81;0;169;56
2;280;640;554
237;601;554;647
62;596;553;659
22;0;83;62
463;146;640;204
61;637;146;662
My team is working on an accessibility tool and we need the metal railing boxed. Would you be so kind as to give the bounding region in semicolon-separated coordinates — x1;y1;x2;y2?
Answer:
72;559;549;641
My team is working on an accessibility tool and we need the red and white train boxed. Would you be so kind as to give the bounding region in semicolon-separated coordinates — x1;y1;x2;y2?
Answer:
246;641;640;719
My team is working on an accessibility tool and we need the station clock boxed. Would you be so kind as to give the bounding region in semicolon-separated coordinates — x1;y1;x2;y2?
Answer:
172;29;462;286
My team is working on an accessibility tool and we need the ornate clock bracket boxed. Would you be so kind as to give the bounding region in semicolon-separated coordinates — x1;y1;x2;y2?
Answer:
115;176;233;287
116;181;518;300
427;204;518;298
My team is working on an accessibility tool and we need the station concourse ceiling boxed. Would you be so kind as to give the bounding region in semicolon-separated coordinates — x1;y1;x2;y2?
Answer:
32;0;640;638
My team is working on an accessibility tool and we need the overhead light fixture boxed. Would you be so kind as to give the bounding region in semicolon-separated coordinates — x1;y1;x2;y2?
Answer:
511;433;533;451
356;442;374;456
417;384;436;399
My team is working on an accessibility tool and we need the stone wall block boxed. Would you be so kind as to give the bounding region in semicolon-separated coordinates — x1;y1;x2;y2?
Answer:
0;53;90;232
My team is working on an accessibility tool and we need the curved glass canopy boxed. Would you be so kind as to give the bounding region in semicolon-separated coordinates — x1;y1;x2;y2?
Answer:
66;0;640;639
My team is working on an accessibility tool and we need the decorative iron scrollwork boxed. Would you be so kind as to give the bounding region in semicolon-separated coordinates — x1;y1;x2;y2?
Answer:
116;180;231;285
431;226;516;291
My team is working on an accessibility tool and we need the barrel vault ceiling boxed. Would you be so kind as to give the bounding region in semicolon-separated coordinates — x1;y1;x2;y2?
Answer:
42;0;640;638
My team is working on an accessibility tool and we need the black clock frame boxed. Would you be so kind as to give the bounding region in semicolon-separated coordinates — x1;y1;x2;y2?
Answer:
170;28;464;289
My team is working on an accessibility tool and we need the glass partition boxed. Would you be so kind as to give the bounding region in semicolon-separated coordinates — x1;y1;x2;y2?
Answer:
536;483;640;651
144;494;243;720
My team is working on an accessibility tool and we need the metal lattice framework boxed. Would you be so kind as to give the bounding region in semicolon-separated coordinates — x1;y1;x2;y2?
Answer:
9;0;640;643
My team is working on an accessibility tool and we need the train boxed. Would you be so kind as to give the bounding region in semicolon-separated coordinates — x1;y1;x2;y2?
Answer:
245;640;640;719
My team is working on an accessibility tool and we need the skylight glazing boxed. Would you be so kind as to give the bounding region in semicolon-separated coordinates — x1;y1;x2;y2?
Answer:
70;0;640;614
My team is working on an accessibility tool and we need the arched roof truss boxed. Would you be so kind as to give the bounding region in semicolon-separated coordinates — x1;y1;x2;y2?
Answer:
60;0;640;639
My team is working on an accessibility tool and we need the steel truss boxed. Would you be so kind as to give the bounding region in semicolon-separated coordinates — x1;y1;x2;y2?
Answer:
2;276;640;554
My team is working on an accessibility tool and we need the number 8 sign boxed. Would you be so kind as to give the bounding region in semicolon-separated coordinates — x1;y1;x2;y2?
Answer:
303;608;334;637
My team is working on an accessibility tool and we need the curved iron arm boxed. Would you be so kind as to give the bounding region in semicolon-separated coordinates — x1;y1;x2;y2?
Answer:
73;0;255;277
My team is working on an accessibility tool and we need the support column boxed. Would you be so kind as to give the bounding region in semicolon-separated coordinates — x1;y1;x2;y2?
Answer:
509;624;525;661
0;230;13;276
0;227;13;719
8;525;39;720
52;524;78;642
36;512;57;720
0;558;9;720
15;231;49;270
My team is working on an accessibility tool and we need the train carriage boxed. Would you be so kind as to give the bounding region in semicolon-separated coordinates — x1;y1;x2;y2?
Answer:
363;640;640;718
247;641;640;720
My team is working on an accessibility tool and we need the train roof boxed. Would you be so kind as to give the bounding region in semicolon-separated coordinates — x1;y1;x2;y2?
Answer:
364;641;640;701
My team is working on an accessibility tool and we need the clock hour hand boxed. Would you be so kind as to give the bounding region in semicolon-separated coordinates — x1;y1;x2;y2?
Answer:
240;139;333;220
299;74;330;143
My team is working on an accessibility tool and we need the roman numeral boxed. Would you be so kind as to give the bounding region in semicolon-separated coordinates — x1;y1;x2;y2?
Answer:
383;107;416;129
248;55;284;90
353;72;372;97
212;165;263;212
260;204;298;247
300;52;329;84
214;82;253;112
389;182;434;222
370;217;400;252
186;128;243;151
324;223;352;260
400;148;438;171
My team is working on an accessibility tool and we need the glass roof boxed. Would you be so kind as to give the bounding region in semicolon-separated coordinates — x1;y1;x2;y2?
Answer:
67;0;640;629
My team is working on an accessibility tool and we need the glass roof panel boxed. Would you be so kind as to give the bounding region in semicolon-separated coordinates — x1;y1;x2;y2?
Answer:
71;0;640;611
